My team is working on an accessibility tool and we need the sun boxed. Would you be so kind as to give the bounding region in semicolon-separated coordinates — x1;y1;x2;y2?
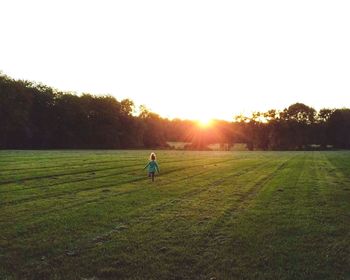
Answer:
197;118;213;128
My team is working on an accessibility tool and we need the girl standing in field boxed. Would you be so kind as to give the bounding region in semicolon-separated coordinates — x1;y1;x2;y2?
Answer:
144;152;160;182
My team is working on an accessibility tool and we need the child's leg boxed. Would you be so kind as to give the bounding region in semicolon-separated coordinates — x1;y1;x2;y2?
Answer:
151;172;155;182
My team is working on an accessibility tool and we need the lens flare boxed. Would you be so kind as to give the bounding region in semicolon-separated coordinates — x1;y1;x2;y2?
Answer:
197;118;213;128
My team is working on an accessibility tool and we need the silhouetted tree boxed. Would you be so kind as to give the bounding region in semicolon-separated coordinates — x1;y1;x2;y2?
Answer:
328;109;350;149
1;72;350;150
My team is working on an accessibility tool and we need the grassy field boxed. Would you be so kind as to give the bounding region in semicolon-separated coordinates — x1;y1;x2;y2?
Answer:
1;150;350;280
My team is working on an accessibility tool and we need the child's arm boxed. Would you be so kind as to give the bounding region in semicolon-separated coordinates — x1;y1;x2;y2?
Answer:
155;162;160;173
143;162;150;170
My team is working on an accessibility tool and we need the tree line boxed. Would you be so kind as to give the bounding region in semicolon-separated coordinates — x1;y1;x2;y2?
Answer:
1;72;349;150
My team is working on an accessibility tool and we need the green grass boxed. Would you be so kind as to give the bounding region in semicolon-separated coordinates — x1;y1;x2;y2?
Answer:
1;150;349;279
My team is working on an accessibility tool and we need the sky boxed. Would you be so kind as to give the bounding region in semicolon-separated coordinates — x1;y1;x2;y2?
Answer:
1;0;350;121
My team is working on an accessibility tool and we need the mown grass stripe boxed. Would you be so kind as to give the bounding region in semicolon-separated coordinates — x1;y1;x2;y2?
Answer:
2;151;349;280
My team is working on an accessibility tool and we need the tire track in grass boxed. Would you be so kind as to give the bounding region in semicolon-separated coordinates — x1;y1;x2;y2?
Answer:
118;154;299;279
40;157;262;215
0;153;103;163
0;151;146;174
324;152;350;183
0;154;191;174
234;151;350;280
319;153;350;277
234;153;300;206
0;158;142;172
2;156;274;238
46;155;295;278
0;153;288;277
0;157;240;207
0;164;137;185
0;150;230;169
145;156;292;234
0;162;142;187
0;156;208;185
74;156;275;216
60;157;280;245
1;157;259;262
0;151;226;172
162;154;296;227
131;156;279;217
0;156;213;193
0;156;243;215
20;156;279;265
191;153;307;278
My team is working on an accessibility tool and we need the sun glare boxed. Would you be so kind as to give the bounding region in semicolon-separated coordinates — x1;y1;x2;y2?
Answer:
197;118;213;128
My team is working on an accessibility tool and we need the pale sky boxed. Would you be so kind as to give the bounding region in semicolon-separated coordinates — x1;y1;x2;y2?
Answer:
1;0;350;121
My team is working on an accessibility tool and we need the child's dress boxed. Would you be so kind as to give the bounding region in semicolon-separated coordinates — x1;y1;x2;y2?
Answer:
145;160;160;175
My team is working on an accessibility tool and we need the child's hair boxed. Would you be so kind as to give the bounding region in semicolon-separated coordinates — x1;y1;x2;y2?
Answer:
150;152;156;161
